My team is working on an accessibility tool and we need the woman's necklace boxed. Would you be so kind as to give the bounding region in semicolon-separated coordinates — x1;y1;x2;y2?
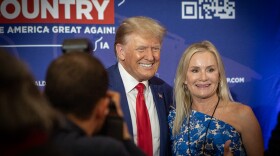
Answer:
187;97;220;155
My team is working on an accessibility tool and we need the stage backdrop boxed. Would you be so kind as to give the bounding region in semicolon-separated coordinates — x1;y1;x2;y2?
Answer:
1;0;279;149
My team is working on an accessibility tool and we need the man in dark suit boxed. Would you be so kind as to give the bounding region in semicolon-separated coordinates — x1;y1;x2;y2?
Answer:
107;16;173;156
45;52;145;156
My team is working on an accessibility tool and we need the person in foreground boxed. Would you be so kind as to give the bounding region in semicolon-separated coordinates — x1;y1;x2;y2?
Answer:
0;48;59;155
168;41;264;155
265;112;280;155
107;16;172;156
107;16;173;156
44;52;145;156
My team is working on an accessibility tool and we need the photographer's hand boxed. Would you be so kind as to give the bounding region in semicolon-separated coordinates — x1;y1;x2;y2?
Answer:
107;90;131;140
107;90;123;117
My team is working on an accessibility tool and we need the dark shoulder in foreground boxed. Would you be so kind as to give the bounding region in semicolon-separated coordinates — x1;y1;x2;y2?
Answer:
51;119;145;156
265;112;280;156
53;133;131;156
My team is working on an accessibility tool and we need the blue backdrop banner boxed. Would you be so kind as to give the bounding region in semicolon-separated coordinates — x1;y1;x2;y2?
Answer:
1;0;279;149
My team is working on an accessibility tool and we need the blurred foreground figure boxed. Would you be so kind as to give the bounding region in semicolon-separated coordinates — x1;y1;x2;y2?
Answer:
45;52;145;156
265;112;280;155
0;48;59;156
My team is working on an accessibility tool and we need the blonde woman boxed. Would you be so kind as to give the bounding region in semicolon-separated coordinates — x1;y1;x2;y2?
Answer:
168;41;264;155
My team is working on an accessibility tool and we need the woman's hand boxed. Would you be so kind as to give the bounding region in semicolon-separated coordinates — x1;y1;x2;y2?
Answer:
224;140;233;156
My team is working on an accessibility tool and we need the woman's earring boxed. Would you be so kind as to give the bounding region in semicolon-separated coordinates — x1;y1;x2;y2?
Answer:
183;83;188;91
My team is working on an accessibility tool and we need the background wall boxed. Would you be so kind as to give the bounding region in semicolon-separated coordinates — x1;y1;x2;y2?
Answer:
1;0;279;149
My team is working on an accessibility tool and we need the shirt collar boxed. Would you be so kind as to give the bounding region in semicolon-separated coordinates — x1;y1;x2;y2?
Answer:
118;63;148;93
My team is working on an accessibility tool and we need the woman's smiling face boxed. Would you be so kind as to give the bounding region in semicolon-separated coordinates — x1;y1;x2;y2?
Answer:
185;51;220;100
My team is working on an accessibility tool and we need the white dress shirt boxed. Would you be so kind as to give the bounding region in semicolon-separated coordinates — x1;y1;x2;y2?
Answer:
118;63;160;156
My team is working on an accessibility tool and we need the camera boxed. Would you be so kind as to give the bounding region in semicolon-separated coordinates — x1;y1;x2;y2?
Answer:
62;38;93;55
99;99;124;140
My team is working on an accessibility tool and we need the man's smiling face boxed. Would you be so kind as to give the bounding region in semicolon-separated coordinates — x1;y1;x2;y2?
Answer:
117;33;161;82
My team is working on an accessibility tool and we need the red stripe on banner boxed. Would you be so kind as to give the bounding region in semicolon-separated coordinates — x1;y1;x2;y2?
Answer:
0;0;114;24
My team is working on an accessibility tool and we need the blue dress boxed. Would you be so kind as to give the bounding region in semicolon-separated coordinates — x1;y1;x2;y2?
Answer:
168;109;247;156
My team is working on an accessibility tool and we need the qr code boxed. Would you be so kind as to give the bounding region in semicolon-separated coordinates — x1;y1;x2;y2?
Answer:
181;0;235;19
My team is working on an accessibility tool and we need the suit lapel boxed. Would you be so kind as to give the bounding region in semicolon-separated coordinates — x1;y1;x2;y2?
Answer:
108;64;133;136
150;83;166;128
150;80;169;156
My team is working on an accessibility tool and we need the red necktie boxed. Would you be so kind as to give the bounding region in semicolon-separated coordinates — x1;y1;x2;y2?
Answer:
136;83;153;156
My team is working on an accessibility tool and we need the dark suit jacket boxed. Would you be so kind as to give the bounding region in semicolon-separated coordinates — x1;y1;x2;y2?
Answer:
51;117;145;156
107;63;173;156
